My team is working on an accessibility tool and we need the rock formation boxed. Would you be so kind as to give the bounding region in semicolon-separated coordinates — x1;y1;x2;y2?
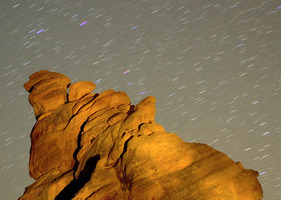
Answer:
19;70;263;200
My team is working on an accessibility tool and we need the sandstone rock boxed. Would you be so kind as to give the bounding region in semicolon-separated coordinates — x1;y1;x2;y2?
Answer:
23;70;71;118
19;169;73;200
19;70;263;200
68;81;96;102
28;102;76;179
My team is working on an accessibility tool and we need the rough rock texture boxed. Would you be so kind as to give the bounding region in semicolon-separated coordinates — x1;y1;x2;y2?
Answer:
19;70;263;200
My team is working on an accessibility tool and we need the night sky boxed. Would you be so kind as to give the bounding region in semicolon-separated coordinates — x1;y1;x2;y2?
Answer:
1;1;281;199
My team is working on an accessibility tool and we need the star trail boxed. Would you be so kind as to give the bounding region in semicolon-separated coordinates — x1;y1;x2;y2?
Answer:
0;1;280;199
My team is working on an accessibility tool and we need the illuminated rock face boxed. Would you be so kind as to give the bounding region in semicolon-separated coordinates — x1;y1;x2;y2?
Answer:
19;70;263;200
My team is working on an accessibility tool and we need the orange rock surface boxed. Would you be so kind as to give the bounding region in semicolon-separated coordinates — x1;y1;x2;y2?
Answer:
19;70;263;200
